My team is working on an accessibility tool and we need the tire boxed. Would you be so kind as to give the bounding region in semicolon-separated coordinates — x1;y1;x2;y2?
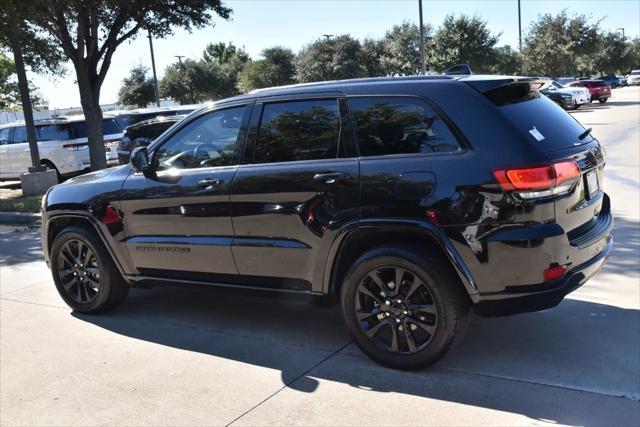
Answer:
50;226;128;313
41;160;61;182
599;98;607;104
572;101;579;110
340;245;470;370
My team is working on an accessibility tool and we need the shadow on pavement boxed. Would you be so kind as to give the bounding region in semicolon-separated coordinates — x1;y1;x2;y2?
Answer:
73;280;639;426
604;215;640;276
0;228;43;265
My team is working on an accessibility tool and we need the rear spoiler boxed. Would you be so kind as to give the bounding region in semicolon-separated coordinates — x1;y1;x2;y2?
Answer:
458;76;552;106
458;75;551;93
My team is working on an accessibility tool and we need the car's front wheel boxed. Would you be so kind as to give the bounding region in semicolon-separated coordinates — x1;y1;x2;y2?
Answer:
341;245;469;370
50;226;129;313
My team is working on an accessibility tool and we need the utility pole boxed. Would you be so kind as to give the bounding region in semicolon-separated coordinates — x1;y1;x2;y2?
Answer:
147;30;160;107
616;27;625;39
418;0;426;75
174;55;185;66
518;0;523;75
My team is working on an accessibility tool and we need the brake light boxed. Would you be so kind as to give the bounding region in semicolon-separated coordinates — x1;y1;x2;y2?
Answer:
101;205;121;225
493;160;580;199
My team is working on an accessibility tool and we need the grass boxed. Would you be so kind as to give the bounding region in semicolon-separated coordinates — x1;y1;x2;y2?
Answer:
0;194;43;213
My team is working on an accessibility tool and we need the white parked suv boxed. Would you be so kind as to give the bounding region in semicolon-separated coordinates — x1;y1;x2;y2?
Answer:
548;80;591;108
0;116;122;180
627;70;640;86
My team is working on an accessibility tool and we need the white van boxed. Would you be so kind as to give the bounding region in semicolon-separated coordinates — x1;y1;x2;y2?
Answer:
0;116;122;180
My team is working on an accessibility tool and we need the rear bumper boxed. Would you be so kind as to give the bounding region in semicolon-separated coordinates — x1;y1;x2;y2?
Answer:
473;235;612;316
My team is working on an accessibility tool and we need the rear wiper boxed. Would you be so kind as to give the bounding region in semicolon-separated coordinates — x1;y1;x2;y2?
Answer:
578;127;592;140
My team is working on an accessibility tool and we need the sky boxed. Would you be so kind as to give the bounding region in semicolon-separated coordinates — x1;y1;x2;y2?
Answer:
31;0;640;109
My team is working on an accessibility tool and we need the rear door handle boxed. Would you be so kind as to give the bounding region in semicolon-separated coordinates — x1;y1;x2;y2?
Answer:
313;172;350;184
198;178;224;187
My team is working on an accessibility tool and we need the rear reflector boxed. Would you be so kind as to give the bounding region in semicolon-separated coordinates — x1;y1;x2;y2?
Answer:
101;205;121;225
543;265;567;282
493;160;580;193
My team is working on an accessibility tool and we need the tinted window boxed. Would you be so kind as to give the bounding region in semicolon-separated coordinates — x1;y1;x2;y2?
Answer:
0;128;10;145
10;126;27;143
71;119;122;138
255;99;340;163
155;106;245;170
37;124;70;141
349;97;460;156
498;95;591;152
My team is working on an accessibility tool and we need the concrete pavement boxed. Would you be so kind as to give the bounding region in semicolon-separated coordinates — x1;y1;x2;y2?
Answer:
1;87;639;426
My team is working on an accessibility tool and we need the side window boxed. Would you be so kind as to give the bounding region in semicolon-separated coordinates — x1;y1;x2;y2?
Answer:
254;99;340;164
37;124;71;141
155;106;246;170
348;97;461;157
10;126;27;144
0;128;10;145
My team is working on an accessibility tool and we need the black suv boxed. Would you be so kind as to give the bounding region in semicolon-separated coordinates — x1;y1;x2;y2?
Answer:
116;115;185;164
41;76;612;369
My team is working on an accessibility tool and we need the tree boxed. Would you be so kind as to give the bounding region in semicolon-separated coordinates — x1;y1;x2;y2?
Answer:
118;65;155;107
0;54;44;110
201;42;249;98
431;15;499;73
593;32;635;75
202;41;249;64
522;11;600;77
160;59;219;104
378;21;433;76
237;47;295;92
490;45;521;75
296;35;368;82
20;0;231;170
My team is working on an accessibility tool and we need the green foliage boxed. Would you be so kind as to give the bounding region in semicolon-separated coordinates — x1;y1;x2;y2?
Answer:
237;47;296;92
522;11;600;77
118;65;155;107
378;21;432;76
593;32;636;75
203;42;250;64
296;35;369;82
0;53;43;110
490;45;521;75
431;15;499;73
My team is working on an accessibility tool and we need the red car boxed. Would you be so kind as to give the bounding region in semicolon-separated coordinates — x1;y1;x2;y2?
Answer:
568;80;611;103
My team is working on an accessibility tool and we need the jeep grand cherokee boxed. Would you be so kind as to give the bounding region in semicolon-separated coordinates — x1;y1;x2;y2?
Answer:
41;75;612;369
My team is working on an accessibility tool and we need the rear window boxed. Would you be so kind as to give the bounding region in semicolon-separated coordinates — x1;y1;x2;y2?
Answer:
590;81;605;87
71;119;122;138
349;97;460;156
497;94;591;151
255;99;341;163
10;126;27;143
36;124;70;141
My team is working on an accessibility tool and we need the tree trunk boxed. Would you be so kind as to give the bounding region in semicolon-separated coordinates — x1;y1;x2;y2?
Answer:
75;65;107;171
6;9;43;172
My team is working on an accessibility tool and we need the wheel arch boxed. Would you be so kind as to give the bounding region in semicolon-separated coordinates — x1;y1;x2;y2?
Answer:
324;219;480;303
45;211;132;281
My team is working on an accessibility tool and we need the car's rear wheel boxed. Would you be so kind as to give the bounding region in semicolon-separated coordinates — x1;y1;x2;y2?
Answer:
599;98;607;103
41;160;61;182
341;245;469;370
50;226;128;313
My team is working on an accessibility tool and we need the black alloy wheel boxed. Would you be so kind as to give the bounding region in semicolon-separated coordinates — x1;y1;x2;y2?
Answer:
57;239;101;304
355;266;438;354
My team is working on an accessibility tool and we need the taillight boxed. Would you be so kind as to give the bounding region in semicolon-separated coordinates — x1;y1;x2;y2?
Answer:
493;160;580;199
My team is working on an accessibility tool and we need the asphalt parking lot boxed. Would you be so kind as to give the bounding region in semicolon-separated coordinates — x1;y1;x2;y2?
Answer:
1;87;639;426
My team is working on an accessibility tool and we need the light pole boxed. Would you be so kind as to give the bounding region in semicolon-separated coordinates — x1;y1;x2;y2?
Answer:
418;0;426;75
174;55;185;66
322;34;333;40
616;27;625;39
147;30;160;107
518;0;523;75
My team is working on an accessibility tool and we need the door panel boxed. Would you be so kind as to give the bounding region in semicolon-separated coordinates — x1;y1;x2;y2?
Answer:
231;159;359;290
119;105;250;279
8;126;32;173
120;166;239;275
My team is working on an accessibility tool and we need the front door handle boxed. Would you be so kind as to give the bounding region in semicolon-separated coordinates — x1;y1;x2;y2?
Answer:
313;172;350;184
198;178;224;187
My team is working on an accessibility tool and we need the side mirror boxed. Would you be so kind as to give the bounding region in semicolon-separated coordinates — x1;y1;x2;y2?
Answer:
130;147;152;176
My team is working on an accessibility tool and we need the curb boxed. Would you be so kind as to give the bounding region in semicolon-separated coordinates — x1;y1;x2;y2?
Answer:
0;211;41;225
